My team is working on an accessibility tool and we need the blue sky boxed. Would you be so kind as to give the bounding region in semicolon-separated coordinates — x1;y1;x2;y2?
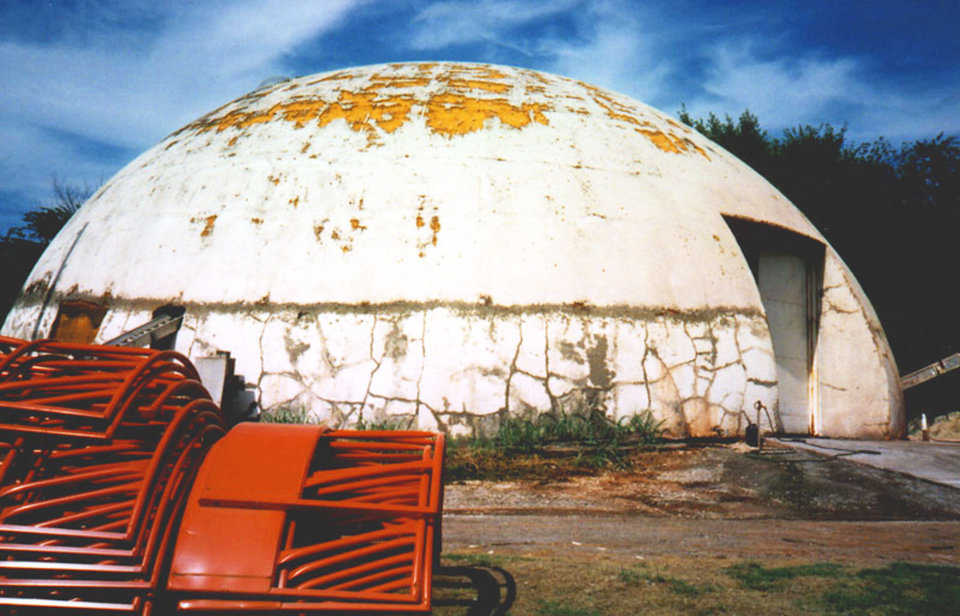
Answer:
2;0;958;231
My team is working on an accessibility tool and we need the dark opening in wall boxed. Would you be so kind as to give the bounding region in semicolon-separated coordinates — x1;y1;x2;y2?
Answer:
49;300;107;344
723;216;826;435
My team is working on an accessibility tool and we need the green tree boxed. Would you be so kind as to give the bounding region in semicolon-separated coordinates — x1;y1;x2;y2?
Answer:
1;181;91;321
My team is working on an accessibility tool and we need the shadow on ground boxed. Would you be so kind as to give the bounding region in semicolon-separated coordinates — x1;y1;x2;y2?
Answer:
432;564;516;615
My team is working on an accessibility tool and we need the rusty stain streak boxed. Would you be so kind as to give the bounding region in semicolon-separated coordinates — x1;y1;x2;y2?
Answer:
197;215;217;237
430;216;441;246
341;245;351;253
289;196;299;207
227;135;238;147
313;224;324;240
350;218;366;231
331;230;340;240
268;175;280;185
251;217;263;225
300;142;310;153
164;140;179;150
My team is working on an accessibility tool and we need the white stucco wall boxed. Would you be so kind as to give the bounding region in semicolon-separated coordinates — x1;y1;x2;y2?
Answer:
2;62;903;438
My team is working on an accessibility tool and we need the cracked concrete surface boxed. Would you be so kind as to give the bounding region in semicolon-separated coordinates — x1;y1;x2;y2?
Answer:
63;301;865;439
3;264;902;439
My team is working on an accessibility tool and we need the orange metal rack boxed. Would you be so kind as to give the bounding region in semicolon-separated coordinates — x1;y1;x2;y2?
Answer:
0;336;444;614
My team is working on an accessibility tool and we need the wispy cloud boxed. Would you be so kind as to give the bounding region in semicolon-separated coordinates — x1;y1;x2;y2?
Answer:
681;39;960;143
408;0;580;50
535;2;670;103
0;0;365;210
685;41;864;128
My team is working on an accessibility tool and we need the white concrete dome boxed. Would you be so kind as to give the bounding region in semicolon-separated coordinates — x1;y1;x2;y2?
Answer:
3;62;903;438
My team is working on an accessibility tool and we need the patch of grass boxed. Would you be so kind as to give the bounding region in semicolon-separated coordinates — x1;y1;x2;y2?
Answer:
351;415;410;431
535;599;601;616
724;561;843;591
443;552;532;568
260;405;315;424
822;562;960;615
446;408;665;480
618;567;642;584
619;565;715;596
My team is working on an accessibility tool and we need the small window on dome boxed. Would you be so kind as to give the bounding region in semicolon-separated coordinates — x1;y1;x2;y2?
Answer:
49;300;107;344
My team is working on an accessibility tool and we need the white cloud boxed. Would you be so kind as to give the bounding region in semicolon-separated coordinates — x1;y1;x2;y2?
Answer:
687;42;863;128
0;0;366;208
408;0;580;50
408;0;673;103
680;40;960;143
537;5;670;103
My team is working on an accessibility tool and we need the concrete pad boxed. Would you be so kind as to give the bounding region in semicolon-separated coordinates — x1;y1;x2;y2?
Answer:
771;437;960;490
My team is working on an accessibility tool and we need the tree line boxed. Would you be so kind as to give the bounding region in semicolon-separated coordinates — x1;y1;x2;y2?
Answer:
1;182;89;319
1;114;958;415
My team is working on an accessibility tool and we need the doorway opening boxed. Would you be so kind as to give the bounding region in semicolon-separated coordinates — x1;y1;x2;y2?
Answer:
723;216;825;435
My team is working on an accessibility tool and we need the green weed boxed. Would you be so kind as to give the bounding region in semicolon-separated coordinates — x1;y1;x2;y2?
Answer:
724;562;843;591
619;565;715;596
260;405;315;424
352;415;410;431
535;599;601;616
822;562;960;615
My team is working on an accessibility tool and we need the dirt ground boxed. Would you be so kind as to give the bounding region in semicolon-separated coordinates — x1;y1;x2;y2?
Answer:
434;441;960;615
444;441;960;520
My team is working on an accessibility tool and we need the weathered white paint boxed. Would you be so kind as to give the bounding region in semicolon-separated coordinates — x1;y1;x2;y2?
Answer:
1;62;904;438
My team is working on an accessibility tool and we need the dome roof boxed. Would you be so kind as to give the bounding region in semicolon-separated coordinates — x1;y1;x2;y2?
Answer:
4;62;903;440
21;62;818;310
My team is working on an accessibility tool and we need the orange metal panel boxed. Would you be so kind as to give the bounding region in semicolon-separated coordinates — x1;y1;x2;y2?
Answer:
168;423;326;593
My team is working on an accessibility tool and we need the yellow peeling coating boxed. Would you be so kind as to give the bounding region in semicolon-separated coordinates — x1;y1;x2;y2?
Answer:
444;65;507;80
362;76;431;91
444;79;511;93
578;81;711;161
306;71;355;85
426;93;550;136
181;65;564;143
317;91;416;134
636;129;710;160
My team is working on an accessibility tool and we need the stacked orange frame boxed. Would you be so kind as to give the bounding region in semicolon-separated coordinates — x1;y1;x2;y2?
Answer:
0;336;445;614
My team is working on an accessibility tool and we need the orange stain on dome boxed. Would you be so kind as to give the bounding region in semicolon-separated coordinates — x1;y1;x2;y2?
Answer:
425;93;550;136
181;63;558;141
444;79;511;94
